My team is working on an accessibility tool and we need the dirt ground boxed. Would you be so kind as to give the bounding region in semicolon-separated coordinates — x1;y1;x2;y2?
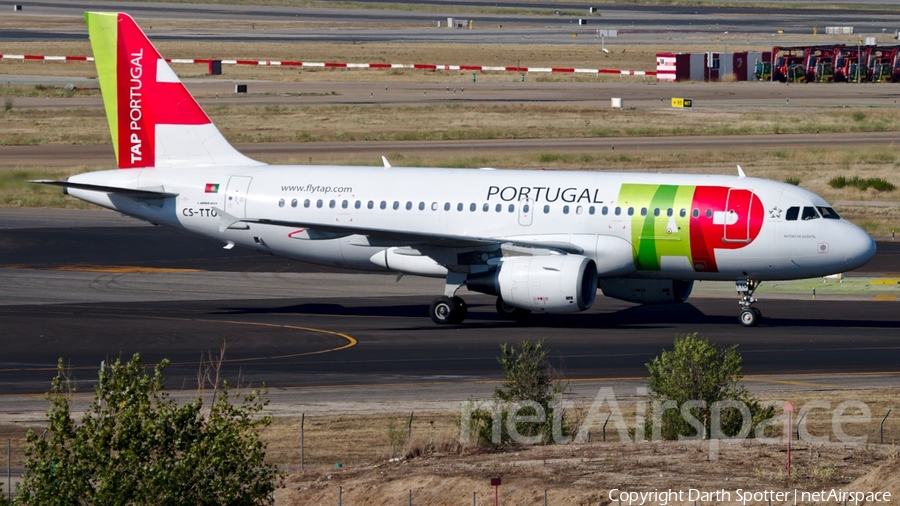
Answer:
276;441;900;506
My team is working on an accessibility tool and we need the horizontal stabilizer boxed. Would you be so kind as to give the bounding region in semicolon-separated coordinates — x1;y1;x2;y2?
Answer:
30;180;178;199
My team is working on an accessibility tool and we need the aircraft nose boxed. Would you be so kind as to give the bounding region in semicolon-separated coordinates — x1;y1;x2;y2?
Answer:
842;223;876;271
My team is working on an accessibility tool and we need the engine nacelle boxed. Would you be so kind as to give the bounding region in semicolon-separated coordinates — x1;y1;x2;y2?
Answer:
467;255;598;313
598;278;694;304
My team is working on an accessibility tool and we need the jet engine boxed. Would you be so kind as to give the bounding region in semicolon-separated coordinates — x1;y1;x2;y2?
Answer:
466;255;598;313
598;278;694;304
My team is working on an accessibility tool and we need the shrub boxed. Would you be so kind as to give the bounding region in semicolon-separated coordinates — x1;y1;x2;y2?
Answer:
468;339;570;446
829;176;895;192
13;355;281;505
784;176;801;185
645;333;774;440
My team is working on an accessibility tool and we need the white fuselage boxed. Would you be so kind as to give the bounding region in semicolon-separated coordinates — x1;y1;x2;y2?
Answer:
67;164;876;283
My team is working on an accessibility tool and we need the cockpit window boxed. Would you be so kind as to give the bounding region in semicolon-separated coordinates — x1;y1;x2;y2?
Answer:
801;206;821;220
785;206;799;221
817;206;841;219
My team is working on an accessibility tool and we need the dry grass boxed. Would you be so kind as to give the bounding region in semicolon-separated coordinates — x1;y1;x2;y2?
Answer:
3;387;898;503
3;41;900;232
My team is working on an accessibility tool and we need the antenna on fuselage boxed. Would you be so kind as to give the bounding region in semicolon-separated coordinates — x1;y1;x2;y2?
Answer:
382;156;392;169
736;165;746;178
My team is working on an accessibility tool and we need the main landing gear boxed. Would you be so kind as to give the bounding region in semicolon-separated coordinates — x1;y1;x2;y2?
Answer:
428;295;532;324
428;273;532;325
736;279;762;327
429;273;469;325
429;296;468;324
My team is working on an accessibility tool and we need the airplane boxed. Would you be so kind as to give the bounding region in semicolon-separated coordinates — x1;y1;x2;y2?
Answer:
35;12;876;327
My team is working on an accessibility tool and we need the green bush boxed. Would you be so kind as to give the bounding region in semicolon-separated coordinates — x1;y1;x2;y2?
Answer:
784;176;801;185
645;333;774;440
828;176;895;192
12;355;281;505
468;339;570;446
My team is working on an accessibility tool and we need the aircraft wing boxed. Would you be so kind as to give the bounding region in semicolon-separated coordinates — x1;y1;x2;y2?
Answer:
242;217;584;255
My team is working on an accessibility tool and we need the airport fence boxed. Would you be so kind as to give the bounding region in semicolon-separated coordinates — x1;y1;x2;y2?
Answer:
2;404;897;500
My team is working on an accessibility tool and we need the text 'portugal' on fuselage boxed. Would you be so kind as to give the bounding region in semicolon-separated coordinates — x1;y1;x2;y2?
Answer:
37;12;876;327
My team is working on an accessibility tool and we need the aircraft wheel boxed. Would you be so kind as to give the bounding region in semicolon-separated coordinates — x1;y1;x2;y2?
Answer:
495;297;531;321
430;296;460;325
739;308;761;327
450;296;468;324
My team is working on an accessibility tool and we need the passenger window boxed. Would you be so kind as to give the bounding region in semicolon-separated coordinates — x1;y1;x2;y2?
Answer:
692;209;699;218
316;199;323;208
291;199;298;208
278;198;285;208
416;202;423;211
543;205;550;214
589;206;595;215
431;202;438;211
508;204;515;213
628;207;634;216
393;201;400;210
680;209;687;218
495;204;502;212
367;201;374;209
640;208;647;216
457;203;463;212
469;203;476;212
329;200;336;208
342;200;348;209
705;209;712;218
563;205;570;214
354;200;360;209
576;206;583;215
818;206;841;219
304;199;311;208
444;202;451;211
666;208;672;217
654;208;660;217
602;206;608;215
406;202;412;211
380;201;387;210
482;203;489;212
615;207;621;216
802;206;820;220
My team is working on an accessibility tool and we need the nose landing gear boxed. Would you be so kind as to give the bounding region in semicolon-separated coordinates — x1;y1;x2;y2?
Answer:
736;279;762;327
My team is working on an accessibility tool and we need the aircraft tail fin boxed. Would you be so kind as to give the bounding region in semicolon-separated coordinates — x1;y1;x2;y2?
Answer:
85;12;264;169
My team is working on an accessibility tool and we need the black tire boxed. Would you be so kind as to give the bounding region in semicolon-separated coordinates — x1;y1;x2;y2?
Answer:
450;296;468;324
751;307;762;325
430;296;457;325
739;308;760;327
495;297;531;321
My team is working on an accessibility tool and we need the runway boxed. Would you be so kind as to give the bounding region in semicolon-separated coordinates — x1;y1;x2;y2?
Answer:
2;1;900;398
1;209;898;395
7;0;900;44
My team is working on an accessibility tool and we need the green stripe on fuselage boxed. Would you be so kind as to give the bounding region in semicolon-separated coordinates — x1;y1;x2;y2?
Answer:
620;184;694;271
85;12;120;164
